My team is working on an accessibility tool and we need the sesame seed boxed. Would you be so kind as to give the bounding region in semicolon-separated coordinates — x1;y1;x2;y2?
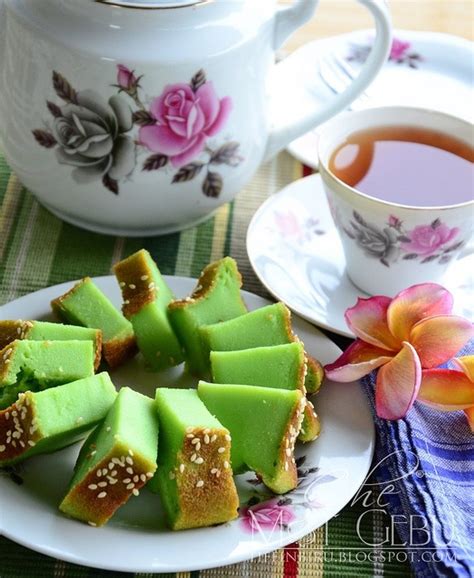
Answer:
107;477;117;484
106;426;111;432
0;445;5;453
11;441;16;447
97;492;107;499
210;434;217;443
88;484;98;490
108;462;114;470
126;467;134;475
133;475;139;482
179;464;185;473
132;488;139;496
224;461;229;469
186;426;194;433
128;449;134;456
90;450;97;457
211;468;218;475
191;438;200;445
124;300;130;305
119;281;126;287
126;483;135;490
190;453;197;462
111;470;118;477
97;470;102;477
203;428;210;434
148;282;155;289
204;434;210;444
169;471;175;480
146;472;154;478
225;434;231;441
123;478;131;484
102;468;108;476
141;275;149;281
195;457;204;465
98;481;108;488
19;441;25;448
112;457;121;465
218;447;225;454
285;462;289;471
4;413;9;420
129;284;136;289
195;442;201;451
186;433;194;439
140;474;147;482
196;480;204;488
286;448;292;457
126;456;133;465
88;521;97;527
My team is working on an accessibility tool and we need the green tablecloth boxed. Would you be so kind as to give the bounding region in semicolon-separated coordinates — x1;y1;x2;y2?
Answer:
0;152;411;577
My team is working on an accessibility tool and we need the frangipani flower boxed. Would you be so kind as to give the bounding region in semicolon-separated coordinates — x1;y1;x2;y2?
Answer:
325;284;474;420
418;355;474;431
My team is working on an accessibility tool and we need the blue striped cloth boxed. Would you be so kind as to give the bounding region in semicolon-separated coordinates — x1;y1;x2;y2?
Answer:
362;342;474;578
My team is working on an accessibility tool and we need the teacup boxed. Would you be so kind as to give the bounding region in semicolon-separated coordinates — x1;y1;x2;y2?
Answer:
318;106;473;296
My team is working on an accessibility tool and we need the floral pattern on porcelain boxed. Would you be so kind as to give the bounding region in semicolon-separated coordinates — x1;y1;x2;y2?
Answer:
240;456;338;534
339;211;463;267
32;68;242;196
347;36;423;69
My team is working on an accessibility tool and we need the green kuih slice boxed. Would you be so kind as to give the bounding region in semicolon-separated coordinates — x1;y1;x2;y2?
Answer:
0;320;102;370
168;257;248;377
0;373;117;467
151;388;239;531
113;249;184;370
210;343;320;442
198;381;305;494
60;387;159;527
200;302;325;393
51;277;137;369
0;340;95;410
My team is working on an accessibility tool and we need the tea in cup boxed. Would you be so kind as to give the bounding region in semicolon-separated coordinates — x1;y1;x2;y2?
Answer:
318;106;473;295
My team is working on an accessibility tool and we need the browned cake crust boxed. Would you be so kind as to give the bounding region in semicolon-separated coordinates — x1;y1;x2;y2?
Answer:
168;257;246;311
263;392;306;494
60;447;155;527
299;400;321;443
0;341;19;383
168;426;239;530
0;321;32;351
113;250;157;318
103;334;138;369
0;392;40;464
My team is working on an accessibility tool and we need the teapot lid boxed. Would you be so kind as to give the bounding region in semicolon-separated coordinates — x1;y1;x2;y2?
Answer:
97;0;208;7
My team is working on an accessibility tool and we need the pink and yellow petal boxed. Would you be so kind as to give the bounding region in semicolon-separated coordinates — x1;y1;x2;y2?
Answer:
417;369;474;411
325;339;393;382
375;342;421;420
345;296;400;351
387;283;454;342
464;406;474;433
410;315;474;368
453;355;474;382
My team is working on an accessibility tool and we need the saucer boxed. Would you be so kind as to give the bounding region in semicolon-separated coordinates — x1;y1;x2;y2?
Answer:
287;30;474;169
246;175;473;338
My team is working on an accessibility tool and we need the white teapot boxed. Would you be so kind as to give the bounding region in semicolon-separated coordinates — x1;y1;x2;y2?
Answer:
0;0;391;236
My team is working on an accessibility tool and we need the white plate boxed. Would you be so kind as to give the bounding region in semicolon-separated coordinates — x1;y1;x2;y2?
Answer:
247;175;473;338
287;30;474;169
0;275;374;573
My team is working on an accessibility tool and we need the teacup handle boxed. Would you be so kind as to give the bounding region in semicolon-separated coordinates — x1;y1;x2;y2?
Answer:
264;0;392;161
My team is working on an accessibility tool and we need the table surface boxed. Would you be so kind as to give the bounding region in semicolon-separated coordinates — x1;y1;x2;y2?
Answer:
0;1;470;577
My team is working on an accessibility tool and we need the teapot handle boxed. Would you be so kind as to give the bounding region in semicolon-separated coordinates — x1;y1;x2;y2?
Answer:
264;0;392;161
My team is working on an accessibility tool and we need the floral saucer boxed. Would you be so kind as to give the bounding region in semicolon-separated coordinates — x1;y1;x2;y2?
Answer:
287;30;474;169
246;175;473;338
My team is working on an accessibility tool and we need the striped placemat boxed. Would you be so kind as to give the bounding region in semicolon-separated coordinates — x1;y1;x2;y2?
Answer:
0;152;411;577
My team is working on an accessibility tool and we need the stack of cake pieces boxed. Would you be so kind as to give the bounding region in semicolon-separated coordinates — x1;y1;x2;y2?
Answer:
0;250;324;532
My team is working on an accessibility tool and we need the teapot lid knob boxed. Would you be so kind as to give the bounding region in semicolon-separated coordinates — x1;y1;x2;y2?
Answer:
97;0;208;7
